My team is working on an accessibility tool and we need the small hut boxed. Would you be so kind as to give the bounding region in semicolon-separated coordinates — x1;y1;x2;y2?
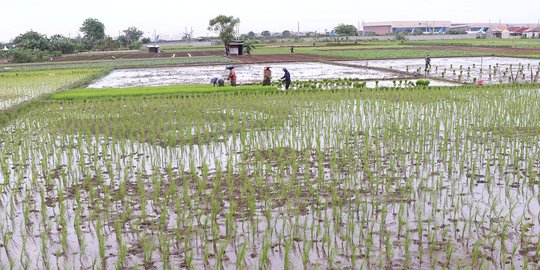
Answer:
147;45;160;53
228;41;244;55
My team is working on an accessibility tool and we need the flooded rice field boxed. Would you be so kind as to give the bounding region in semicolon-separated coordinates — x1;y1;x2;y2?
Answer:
88;57;540;89
87;62;403;88
1;87;540;269
341;57;540;85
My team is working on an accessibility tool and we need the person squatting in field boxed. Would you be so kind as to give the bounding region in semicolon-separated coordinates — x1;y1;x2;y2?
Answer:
210;77;225;86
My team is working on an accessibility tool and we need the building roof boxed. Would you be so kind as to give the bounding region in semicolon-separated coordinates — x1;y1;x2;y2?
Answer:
509;27;529;33
451;23;494;28
229;40;244;46
364;21;451;28
524;27;540;32
492;25;509;32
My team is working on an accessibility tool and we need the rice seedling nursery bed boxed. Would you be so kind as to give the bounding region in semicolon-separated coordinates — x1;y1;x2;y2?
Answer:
1;84;540;269
0;68;105;110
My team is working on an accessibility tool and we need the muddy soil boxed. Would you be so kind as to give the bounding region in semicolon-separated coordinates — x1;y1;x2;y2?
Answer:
51;50;225;62
341;57;540;84
87;62;403;88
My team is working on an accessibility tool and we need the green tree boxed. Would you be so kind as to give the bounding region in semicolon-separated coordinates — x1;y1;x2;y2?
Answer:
243;39;256;55
334;24;358;36
141;37;151;44
208;15;240;55
95;36;119;51
117;26;144;49
49;34;79;54
123;27;144;43
282;30;291;38
80;18;105;49
261;30;271;37
247;31;256;38
13;31;50;51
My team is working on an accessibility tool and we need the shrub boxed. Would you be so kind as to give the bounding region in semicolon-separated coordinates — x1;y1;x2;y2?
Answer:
415;79;430;87
7;49;45;63
7;49;61;63
395;33;407;42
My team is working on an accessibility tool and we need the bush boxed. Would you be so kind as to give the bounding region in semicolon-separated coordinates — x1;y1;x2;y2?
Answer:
7;49;61;63
129;41;142;50
7;49;44;63
415;79;430;87
395;33;407;42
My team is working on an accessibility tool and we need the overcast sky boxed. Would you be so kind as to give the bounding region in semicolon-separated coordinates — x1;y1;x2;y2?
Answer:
2;0;540;42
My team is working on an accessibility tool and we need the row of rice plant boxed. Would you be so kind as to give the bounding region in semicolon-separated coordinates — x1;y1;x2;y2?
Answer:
0;68;103;110
0;85;539;269
409;62;540;84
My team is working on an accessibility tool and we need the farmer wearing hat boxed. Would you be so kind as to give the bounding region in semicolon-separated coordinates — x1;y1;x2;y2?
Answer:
280;68;291;90
226;66;237;86
263;67;272;86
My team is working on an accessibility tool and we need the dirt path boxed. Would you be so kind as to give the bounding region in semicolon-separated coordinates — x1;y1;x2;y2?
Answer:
51;51;343;63
228;53;343;64
51;50;225;62
49;45;539;63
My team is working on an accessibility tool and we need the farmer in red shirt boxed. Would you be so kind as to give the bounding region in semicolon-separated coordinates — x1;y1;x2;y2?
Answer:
227;66;237;86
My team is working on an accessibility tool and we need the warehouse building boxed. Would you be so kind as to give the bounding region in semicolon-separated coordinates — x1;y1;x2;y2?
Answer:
363;21;451;35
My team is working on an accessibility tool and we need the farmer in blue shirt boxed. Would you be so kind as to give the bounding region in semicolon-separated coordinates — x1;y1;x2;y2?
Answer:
280;68;291;90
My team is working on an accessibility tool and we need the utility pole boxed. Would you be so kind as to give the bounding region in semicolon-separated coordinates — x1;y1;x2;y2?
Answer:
297;22;300;38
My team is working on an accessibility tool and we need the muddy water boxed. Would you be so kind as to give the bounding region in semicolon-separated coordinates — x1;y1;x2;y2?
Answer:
1;88;539;269
87;62;402;88
341;57;540;84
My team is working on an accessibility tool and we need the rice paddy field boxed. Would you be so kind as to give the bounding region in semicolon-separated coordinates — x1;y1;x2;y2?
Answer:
0;68;104;110
1;38;540;269
1;81;540;269
342;57;540;85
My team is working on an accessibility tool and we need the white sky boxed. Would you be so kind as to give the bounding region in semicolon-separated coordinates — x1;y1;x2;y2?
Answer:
2;0;540;42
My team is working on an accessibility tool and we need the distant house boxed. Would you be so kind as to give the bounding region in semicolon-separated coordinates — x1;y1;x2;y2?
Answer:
523;27;540;38
509;27;528;38
492;25;511;38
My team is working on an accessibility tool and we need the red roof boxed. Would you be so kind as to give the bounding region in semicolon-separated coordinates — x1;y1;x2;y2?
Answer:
509;27;528;33
524;27;540;32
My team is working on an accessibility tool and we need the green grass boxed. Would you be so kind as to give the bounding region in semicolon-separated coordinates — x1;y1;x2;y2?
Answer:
50;84;278;100
310;49;491;59
402;38;540;48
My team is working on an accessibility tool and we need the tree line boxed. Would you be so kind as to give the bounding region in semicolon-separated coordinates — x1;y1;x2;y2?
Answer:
1;15;360;63
1;18;148;63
